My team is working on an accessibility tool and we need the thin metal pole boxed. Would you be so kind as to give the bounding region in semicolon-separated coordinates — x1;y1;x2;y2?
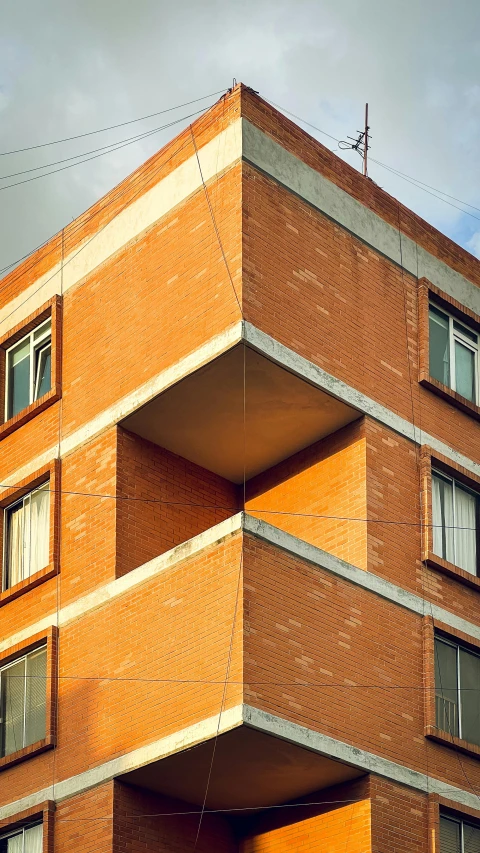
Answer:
363;103;369;177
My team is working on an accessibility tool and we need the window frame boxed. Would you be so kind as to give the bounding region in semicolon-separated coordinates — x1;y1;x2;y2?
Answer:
5;318;52;422
439;811;480;853
0;629;56;772
436;623;480;755
0;820;43;852
431;467;480;577
429;301;480;405
418;279;480;422
0;645;47;760
0;801;54;853
3;482;51;593
0;296;62;440
0;461;60;607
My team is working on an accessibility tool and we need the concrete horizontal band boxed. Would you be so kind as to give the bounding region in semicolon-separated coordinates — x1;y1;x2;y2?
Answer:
1;702;479;822
2;117;478;336
1;321;479;510
241;119;480;315
3;510;480;667
1;515;479;818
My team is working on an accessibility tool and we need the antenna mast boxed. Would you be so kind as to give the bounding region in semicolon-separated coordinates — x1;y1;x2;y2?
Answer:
339;103;371;178
363;103;369;177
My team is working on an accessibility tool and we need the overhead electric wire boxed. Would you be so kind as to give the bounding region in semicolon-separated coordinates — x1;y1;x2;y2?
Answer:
0;125;201;327
265;98;480;225
0;482;477;529
0;90;227;157
9;674;480;689
0;106;212;192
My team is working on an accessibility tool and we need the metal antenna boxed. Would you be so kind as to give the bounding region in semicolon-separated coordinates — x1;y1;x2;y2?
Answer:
339;103;371;177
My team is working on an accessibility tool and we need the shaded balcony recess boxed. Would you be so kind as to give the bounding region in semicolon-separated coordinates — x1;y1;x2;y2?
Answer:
122;344;360;483
120;725;364;811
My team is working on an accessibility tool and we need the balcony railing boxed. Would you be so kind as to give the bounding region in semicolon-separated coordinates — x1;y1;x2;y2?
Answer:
435;693;458;737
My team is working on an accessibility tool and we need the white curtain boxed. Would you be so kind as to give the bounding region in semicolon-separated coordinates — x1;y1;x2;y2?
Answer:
29;486;50;576
24;648;47;747
456;486;477;575
24;823;42;853
2;658;26;757
5;485;49;589
4;831;23;853
432;474;454;563
6;505;24;588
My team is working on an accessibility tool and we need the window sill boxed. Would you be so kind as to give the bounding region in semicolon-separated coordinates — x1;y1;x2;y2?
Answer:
0;738;53;772
426;553;480;591
426;726;480;759
419;374;480;421
0;387;60;441
0;565;58;607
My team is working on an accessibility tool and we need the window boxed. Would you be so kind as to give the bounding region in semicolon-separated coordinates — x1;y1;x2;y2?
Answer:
440;813;480;853
0;823;42;853
429;302;479;404
0;646;47;758
5;319;51;420
432;470;478;576
435;635;480;746
3;483;50;591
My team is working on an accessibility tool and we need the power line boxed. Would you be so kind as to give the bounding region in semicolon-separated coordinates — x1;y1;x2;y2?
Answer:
0;127;199;327
266;98;480;225
9;675;480;689
0;483;476;530
0;90;227;157
0;106;212;193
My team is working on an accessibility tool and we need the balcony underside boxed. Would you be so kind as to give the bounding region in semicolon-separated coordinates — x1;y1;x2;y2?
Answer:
122;344;359;482
120;724;364;810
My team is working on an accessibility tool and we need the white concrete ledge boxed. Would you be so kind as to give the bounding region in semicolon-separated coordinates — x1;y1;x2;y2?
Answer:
242;705;480;811
242;119;480;314
1;701;478;821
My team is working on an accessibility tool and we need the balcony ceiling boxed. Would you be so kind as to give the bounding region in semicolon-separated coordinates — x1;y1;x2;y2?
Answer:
122;344;359;483
120;724;364;810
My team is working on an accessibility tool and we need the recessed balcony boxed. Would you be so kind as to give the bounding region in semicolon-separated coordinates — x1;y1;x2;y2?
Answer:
122;343;359;483
120;724;364;810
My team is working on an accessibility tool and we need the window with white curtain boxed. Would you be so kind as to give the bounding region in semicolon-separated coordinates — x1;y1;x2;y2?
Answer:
435;635;480;747
429;302;479;404
3;482;50;591
432;470;478;575
0;646;47;758
440;813;480;853
5;318;51;420
0;823;42;853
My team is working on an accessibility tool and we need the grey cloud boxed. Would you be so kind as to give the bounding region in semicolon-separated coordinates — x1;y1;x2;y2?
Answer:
1;0;479;273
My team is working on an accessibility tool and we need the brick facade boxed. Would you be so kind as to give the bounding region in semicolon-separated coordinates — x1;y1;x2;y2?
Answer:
0;84;479;851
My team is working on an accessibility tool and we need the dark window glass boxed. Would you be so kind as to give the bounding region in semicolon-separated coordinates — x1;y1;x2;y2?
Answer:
430;305;450;386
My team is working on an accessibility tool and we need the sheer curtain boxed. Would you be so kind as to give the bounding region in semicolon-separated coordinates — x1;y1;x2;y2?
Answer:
29;486;50;576
6;505;23;588
3;831;23;853
455;486;477;575
5;484;49;590
432;474;454;563
24;824;42;853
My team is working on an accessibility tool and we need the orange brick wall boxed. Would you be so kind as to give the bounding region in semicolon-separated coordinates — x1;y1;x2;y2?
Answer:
113;783;237;853
242;160;480;468
241;796;370;853
242;532;480;794
116;427;239;576
246;420;367;569
55;783;114;853
0;533;243;809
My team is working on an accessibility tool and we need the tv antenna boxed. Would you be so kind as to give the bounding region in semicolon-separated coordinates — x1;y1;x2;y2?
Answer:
339;103;370;178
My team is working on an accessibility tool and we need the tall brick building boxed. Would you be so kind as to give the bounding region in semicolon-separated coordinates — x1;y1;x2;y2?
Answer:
0;84;479;852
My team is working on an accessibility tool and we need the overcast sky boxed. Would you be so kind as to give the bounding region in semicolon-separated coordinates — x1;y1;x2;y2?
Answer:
1;0;480;274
